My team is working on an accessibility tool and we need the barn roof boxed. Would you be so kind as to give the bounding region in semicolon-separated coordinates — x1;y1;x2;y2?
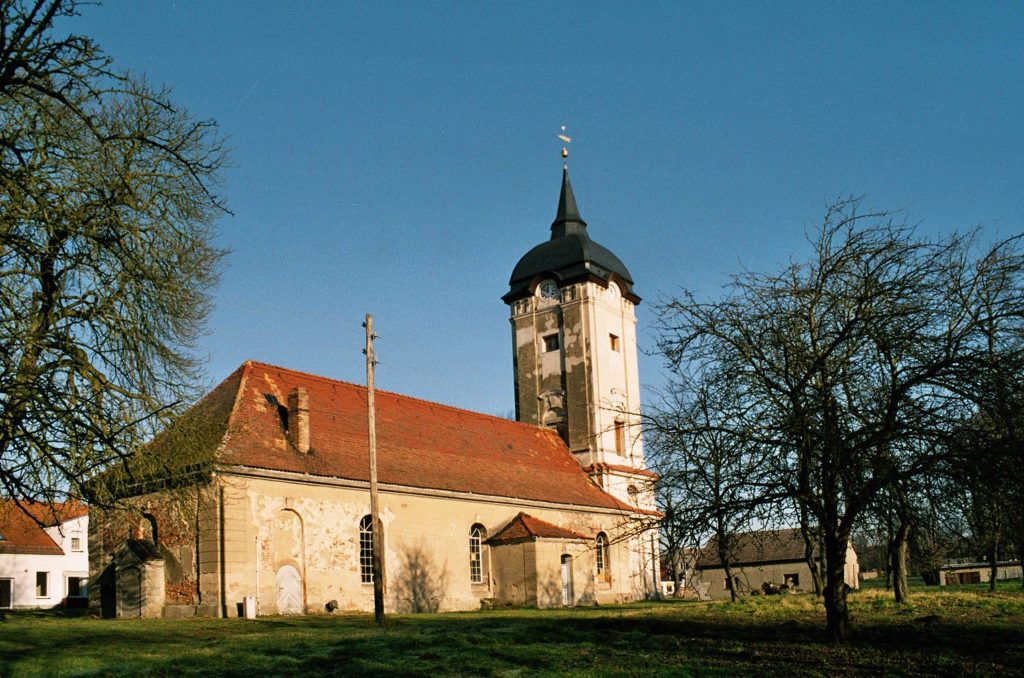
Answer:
696;528;817;568
150;361;638;513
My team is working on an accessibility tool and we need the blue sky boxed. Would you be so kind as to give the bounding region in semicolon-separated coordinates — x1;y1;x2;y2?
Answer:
67;2;1023;416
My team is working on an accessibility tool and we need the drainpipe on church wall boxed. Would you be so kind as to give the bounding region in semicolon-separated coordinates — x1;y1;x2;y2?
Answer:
218;485;226;617
254;535;260;614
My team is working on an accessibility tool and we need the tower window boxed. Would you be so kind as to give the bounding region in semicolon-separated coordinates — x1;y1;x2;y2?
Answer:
614;421;625;454
542;333;560;353
609;334;620;351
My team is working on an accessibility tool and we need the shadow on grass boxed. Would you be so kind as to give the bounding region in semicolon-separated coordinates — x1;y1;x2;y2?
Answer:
2;601;1023;677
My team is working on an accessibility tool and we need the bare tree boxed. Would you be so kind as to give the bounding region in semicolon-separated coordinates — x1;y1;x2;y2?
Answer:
647;376;775;602
0;0;228;508
651;198;1024;642
655;485;693;598
794;499;824;596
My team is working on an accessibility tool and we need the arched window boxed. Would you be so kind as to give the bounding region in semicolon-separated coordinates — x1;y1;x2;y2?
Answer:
359;515;375;584
596;532;610;580
469;524;487;585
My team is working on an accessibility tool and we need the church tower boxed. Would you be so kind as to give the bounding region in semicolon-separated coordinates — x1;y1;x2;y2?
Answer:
503;163;655;510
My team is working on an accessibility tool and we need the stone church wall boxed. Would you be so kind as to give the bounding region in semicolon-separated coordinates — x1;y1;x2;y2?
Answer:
91;472;655;617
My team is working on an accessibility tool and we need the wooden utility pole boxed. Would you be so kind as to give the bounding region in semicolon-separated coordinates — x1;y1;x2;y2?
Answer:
364;314;385;624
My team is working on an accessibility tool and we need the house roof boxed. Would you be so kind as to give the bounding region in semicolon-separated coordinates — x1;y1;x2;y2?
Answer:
23;500;88;526
157;361;639;513
0;499;74;556
488;512;590;543
696;528;817;569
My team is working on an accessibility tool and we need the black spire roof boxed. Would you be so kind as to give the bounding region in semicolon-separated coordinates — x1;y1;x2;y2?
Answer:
550;166;586;238
503;167;638;304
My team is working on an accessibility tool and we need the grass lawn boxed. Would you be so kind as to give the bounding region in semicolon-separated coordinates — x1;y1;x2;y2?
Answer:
2;583;1023;677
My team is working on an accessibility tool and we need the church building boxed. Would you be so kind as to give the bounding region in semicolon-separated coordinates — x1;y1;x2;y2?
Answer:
89;164;660;617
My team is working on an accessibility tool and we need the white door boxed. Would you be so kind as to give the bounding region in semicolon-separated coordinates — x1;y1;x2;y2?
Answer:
560;555;573;606
275;564;303;614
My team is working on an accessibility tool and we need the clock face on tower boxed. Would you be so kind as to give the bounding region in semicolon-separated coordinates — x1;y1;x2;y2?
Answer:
539;281;559;301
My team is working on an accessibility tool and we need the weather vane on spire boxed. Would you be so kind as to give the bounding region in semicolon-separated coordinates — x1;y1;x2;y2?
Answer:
557;125;571;166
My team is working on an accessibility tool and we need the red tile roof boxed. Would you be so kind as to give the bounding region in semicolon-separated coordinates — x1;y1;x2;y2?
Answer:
488;512;591;543
176;361;639;513
696;528;817;568
0;500;68;555
23;500;88;526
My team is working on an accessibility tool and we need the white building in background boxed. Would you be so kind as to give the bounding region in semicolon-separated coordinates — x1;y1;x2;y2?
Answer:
0;500;89;609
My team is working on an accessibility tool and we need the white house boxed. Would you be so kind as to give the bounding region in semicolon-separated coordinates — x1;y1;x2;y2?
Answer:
0;500;89;610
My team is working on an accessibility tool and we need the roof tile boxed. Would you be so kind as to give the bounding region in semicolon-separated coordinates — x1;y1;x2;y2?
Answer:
0;500;67;555
696;528;816;568
175;361;638;513
488;512;590;543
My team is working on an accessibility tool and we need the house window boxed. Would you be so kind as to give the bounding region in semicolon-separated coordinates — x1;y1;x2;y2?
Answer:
71;536;82;551
609;334;620;351
359;515;375;584
783;573;800;588
542;333;560;353
67;576;88;598
724;576;736;591
36;572;48;598
614;421;625;454
596;533;610;579
469;524;486;585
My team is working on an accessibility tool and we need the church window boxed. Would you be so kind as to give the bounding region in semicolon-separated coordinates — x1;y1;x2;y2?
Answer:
596;533;610;580
469;524;487;585
542;333;560;353
614;421;625;454
609;334;620;351
359;515;375;584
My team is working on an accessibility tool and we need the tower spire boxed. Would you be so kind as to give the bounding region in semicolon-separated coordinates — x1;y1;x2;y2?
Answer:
552;166;586;233
551;126;587;239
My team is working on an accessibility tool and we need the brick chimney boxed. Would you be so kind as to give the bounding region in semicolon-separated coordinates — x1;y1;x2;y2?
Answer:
287;387;310;453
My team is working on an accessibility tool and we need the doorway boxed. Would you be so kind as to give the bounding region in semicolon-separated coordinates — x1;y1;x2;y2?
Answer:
275;564;303;614
0;579;11;608
560;555;574;606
